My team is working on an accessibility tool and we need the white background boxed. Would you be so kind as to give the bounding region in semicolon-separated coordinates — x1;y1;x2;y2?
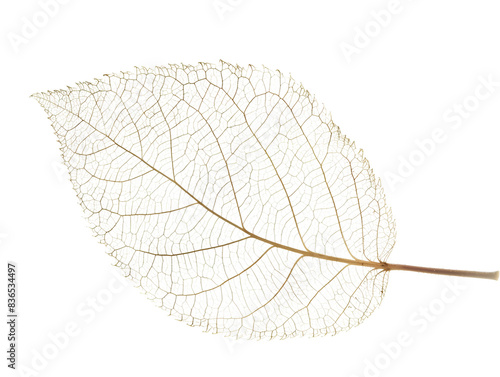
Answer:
1;0;499;376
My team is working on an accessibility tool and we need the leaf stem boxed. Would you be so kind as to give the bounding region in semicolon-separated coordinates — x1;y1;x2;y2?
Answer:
383;263;499;281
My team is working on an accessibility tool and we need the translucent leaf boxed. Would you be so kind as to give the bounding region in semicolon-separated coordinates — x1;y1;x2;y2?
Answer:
32;61;497;339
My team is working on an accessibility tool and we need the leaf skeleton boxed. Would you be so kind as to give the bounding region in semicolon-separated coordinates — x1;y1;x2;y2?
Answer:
33;61;498;340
